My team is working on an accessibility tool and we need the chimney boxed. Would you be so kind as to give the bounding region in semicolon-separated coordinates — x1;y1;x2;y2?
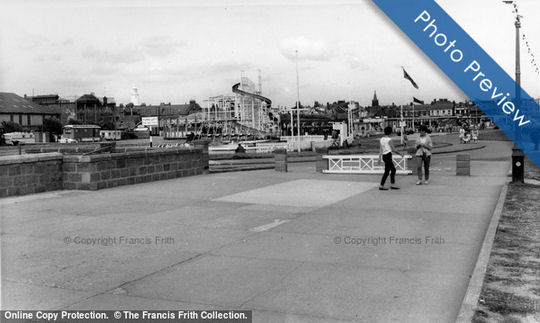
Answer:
103;96;108;106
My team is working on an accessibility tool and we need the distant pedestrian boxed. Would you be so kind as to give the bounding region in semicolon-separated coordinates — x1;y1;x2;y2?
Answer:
379;127;403;191
471;127;479;143
463;132;471;144
459;126;465;144
415;125;433;185
235;143;246;154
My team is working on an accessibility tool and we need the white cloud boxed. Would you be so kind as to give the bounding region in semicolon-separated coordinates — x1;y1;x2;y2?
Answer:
81;36;186;65
280;36;333;62
345;55;370;70
138;36;186;57
82;47;146;64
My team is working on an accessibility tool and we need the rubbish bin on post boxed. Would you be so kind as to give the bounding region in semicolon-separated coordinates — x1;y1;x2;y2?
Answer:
315;147;328;173
274;148;288;172
511;146;524;183
456;154;470;176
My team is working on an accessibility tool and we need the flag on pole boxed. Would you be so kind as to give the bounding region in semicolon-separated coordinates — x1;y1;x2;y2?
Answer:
413;97;424;104
402;67;419;89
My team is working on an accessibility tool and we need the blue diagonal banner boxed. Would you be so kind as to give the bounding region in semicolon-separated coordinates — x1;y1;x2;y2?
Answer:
372;0;540;168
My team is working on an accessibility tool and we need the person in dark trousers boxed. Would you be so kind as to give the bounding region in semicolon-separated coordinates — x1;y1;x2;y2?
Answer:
379;126;403;190
415;125;433;185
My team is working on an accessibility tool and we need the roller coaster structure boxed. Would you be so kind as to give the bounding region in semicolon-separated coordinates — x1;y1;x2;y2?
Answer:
202;72;278;137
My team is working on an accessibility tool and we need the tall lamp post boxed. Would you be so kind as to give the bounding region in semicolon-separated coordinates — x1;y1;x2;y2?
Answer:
514;15;521;104
504;0;524;182
295;50;301;152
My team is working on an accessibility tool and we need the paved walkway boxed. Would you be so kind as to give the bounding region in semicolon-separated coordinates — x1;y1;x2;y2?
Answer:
1;140;512;322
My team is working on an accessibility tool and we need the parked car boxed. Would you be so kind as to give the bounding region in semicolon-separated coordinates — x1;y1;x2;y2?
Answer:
58;137;77;143
3;132;36;145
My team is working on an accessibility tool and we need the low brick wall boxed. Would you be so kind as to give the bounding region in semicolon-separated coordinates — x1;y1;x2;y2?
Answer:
0;153;63;197
62;148;204;190
0;148;206;197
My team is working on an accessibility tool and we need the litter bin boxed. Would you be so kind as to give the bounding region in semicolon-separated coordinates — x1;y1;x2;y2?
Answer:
315;147;328;173
456;154;470;176
274;149;288;172
511;146;524;183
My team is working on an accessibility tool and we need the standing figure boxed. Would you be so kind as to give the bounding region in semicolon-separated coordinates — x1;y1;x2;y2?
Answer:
459;126;465;144
379;127;404;191
471;127;479;143
415;125;433;185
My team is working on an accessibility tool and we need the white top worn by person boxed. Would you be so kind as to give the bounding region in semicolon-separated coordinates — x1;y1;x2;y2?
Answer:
415;134;433;157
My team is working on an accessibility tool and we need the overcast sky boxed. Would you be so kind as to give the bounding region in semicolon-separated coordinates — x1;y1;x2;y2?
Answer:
0;0;539;107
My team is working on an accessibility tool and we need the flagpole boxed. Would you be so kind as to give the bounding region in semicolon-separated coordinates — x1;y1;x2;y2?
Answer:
295;49;301;153
400;68;404;144
412;102;415;131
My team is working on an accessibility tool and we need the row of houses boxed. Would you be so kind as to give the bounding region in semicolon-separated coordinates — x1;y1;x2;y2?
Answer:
0;92;204;133
4;89;534;138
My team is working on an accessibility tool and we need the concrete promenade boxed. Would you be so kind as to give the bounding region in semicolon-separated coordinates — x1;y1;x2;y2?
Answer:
1;139;512;322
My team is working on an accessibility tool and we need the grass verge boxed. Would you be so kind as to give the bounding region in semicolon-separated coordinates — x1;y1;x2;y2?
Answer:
472;161;540;323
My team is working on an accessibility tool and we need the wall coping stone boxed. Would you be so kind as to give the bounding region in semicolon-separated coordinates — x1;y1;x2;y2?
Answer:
0;153;63;166
61;148;202;163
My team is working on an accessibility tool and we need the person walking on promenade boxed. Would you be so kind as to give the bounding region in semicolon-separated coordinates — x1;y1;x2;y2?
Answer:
459;126;465;144
379;126;403;191
415;125;433;185
471;126;479;143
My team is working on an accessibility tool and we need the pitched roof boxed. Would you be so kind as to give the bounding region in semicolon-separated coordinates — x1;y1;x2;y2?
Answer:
432;99;453;108
31;94;60;100
0;92;61;114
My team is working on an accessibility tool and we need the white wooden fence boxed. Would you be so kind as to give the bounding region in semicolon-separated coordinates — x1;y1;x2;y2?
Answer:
323;154;413;174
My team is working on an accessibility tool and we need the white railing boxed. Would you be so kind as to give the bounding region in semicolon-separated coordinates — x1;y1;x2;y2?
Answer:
280;135;326;142
254;142;291;153
323;154;413;174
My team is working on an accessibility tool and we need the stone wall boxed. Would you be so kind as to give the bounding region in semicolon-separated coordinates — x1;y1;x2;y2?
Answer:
63;148;204;190
0;153;63;197
0;148;206;197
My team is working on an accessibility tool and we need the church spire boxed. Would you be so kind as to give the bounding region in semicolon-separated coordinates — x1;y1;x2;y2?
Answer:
372;91;379;107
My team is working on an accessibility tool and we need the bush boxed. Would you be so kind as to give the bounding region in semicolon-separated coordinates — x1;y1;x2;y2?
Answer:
1;121;23;133
43;117;63;135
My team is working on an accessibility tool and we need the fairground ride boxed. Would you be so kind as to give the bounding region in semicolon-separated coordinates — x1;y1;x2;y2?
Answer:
202;71;279;139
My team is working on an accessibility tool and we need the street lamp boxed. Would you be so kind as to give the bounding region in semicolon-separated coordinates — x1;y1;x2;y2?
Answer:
503;0;524;182
295;49;301;152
